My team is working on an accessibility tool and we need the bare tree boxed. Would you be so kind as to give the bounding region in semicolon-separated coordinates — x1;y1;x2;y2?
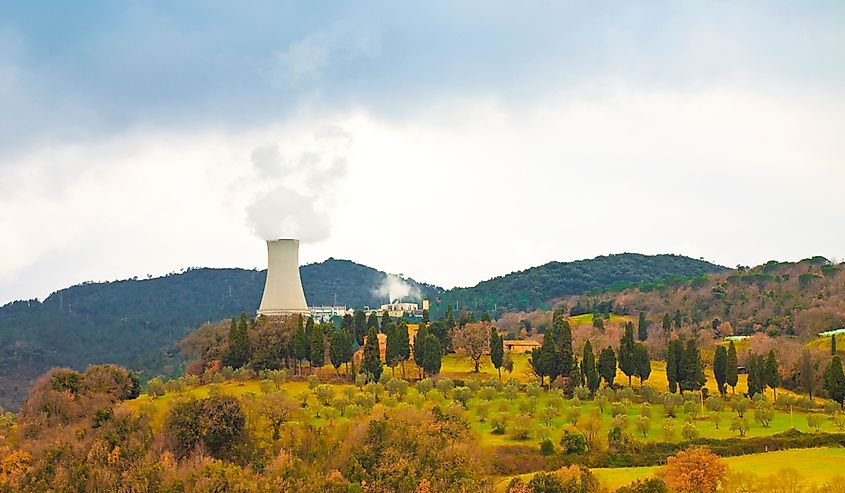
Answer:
451;322;492;372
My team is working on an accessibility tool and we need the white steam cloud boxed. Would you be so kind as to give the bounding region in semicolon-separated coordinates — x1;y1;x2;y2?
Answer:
375;274;421;303
245;126;351;242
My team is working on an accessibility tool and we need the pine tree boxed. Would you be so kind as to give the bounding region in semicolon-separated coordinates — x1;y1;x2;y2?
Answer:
309;324;325;369
713;346;728;396
619;321;637;386
824;355;845;409
634;343;651;386
421;334;442;377
413;323;429;379
582;340;600;394
680;338;706;393
362;327;383;382
637;311;649;341
726;340;739;394
597;347;617;388
765;349;780;401
490;327;504;381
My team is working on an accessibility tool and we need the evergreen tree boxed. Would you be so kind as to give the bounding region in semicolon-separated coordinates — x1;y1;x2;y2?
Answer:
747;354;765;398
421;333;442;377
309;324;325;369
666;339;682;394
634;343;651;386
726;340;739;394
597;347;617;388
673;310;682;330
680;338;706;393
832;335;838;356
765;349;780;401
293;318;308;374
529;346;550;387
445;305;455;328
304;317;315;362
713;346;728;396
824;355;845;408
353;310;367;346
799;349;815;400
329;329;346;375
342;313;354;336
593;316;605;333
662;313;672;337
396;320;410;379
582;340;600;394
619;321;637;386
490;327;504;381
413;323;429;379
554;310;574;378
225;314;250;369
421;309;430;323
362;327;383;381
380;311;390;333
385;323;400;377
366;312;379;336
637;311;649;341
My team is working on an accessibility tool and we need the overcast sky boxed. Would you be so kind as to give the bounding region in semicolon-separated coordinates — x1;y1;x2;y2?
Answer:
1;1;844;305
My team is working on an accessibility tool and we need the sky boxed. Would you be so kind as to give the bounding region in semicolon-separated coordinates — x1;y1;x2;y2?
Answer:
1;1;844;305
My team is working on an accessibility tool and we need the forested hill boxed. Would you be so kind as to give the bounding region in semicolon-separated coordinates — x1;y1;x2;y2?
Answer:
434;253;726;315
0;259;440;410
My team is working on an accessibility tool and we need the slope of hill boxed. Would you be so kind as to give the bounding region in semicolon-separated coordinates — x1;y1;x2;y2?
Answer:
0;259;440;410
435;253;726;315
570;256;845;338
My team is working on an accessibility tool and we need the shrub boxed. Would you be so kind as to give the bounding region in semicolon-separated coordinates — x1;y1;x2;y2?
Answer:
307;374;320;389
511;414;534;440
662;419;676;442
705;396;723;413
539;438;556;456
807;413;824;432
608;427;633;454
567;406;582;425
681;422;699;441
611;402;626;417
559;431;588;455
636;415;650;437
435;378;454;394
639;386;660;404
575;386;591;401
490;413;508;435
615;478;668;493
525;382;542;397
453;387;474;408
659;446;727;493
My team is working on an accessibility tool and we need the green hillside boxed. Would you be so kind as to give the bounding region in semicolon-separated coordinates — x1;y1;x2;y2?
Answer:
0;259;439;410
435;253;726;315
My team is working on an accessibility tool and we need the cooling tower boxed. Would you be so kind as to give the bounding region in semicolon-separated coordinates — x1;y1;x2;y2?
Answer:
257;239;310;317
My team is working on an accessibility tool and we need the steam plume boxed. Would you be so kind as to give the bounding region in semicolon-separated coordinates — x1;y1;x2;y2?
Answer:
375;274;421;303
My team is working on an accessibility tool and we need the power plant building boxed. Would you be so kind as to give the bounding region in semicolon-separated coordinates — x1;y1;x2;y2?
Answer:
257;239;311;317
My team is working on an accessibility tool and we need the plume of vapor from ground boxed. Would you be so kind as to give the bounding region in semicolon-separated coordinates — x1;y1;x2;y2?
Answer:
374;273;421;303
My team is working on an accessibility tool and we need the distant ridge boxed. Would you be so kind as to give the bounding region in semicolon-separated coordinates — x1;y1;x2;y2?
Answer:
434;253;727;314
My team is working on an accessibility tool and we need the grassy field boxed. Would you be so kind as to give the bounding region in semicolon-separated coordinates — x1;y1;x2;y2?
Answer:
592;448;845;489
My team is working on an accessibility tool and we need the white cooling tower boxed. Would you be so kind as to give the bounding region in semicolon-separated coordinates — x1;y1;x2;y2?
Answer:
257;239;310;317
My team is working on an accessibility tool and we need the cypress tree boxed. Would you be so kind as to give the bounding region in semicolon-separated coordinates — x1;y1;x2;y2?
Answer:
304;317;315;362
421;309;430;323
490;327;504;381
637;311;649;341
396;320;410;379
681;338;706;393
293;318;308;374
555;311;574;378
666;339;681;394
713;346;728;396
634;343;651;386
619;321;637;386
799;349;815;400
329;329;345;375
421;333;442;377
673;310;682;331
824;355;845;409
413;324;429;379
309;323;325;369
597;347;617;388
747;354;765;398
367;312;379;335
225;314;250;369
362;327;383;382
385;324;400;377
662;313;672;337
353;310;367;346
380;311;390;333
832;334;838;356
765;349;780;401
726;340;739;394
582;340;600;394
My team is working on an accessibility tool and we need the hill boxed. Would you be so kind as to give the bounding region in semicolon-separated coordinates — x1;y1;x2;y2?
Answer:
0;259;440;410
435;253;726;315
568;256;845;339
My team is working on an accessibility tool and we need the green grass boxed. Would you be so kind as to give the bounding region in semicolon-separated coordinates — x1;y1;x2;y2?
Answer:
569;313;633;327
592;448;845;489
